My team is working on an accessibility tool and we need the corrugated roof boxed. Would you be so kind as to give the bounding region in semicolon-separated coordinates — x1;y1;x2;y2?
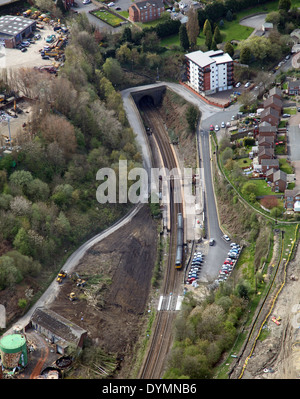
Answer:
31;307;87;346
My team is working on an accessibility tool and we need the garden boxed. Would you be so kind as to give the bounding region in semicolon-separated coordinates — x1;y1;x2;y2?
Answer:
91;9;126;27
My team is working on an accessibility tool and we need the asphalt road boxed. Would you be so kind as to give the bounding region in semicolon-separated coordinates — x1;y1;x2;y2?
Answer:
198;127;231;280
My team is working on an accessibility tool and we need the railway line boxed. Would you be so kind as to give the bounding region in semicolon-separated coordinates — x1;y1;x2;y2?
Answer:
138;99;184;379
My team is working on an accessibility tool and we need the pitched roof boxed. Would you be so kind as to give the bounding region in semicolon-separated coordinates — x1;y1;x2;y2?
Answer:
288;80;300;89
258;135;274;144
285;188;300;197
31;307;87;346
269;87;281;98
132;0;164;9
273;169;287;182
261;158;279;166
258;146;274;156
263;95;283;109
261;107;280;118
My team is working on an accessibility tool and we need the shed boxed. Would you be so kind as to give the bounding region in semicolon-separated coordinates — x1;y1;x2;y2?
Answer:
30;307;87;355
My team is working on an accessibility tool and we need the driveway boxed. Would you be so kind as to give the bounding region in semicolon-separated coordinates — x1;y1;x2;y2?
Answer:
239;13;267;37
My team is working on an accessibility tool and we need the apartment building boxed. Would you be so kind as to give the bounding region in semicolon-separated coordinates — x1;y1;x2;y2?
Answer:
185;50;234;95
129;0;164;23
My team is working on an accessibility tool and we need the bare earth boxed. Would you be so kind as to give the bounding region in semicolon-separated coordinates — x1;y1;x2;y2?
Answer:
242;240;300;379
49;204;158;377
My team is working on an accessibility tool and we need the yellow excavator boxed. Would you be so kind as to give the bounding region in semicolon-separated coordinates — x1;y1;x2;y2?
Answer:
56;270;67;284
69;292;77;301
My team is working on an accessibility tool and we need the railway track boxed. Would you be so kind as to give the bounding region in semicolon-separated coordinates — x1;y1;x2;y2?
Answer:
138;100;183;379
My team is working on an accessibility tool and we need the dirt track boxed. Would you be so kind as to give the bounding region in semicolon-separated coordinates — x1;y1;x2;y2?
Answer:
240;239;300;379
50;204;158;376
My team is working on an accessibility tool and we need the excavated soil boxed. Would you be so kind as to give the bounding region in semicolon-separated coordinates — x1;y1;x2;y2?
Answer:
50;204;158;376
240;239;300;379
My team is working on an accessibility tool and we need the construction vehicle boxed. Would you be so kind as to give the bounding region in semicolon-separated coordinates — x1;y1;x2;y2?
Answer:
56;270;67;283
23;10;31;17
31;10;41;19
77;279;86;288
69;292;77;301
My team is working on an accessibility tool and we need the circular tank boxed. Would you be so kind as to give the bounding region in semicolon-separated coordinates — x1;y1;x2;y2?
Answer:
0;334;28;369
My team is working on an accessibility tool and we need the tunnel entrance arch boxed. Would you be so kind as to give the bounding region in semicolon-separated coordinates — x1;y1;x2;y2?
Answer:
131;85;166;108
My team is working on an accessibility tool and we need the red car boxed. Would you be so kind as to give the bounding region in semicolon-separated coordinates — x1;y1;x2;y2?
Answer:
224;260;233;265
209;125;214;131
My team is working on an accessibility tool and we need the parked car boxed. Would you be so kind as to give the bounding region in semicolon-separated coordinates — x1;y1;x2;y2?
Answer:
235;82;241;88
283;113;290;118
21;47;27;52
221;121;225;128
245;82;251;88
223;234;230;241
209;124;214;131
83;0;91;3
215;125;220;131
42;55;50;60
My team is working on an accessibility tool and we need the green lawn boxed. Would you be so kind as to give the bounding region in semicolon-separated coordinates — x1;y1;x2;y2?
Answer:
91;10;124;27
236;157;252;168
252;179;274;196
279;158;294;174
283;107;297;115
119;11;129;18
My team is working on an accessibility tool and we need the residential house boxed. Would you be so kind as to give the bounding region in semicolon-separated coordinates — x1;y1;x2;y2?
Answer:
260;107;280;126
288;80;300;96
185;49;234;95
263;95;282;114
128;0;164;23
272;169;287;192
284;188;300;211
258;146;275;164
269;87;282;100
258;136;274;148
30;307;87;355
261;158;279;174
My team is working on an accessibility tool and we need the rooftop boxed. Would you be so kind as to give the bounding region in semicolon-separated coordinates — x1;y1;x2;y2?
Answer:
31;307;87;347
186;49;232;68
0;15;35;37
132;0;164;9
